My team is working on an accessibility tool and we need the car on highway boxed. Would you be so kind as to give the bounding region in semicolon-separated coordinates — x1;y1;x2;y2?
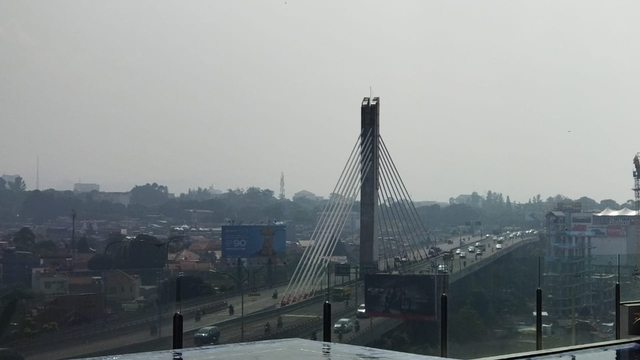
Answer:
194;326;221;346
356;304;368;318
455;248;461;255
334;318;353;333
468;246;475;253
496;243;503;250
459;251;466;259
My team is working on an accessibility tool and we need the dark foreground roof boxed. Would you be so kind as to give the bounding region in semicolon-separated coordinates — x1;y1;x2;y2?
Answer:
79;339;452;360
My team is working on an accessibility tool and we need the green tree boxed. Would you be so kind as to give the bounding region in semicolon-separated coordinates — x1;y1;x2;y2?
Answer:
87;254;113;271
130;183;169;206
76;236;91;253
451;305;487;342
33;240;58;256
12;227;35;250
8;176;26;192
600;199;620;210
470;191;482;207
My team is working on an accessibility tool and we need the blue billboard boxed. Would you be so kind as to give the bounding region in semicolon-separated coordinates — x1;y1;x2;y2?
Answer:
221;225;286;258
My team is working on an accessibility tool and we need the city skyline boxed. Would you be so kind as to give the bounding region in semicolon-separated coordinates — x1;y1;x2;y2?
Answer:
2;1;639;205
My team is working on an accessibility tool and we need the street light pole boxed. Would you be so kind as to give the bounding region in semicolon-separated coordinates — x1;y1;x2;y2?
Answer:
210;270;245;342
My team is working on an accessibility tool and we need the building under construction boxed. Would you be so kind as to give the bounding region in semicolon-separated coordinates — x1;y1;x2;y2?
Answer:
543;155;640;318
545;202;597;317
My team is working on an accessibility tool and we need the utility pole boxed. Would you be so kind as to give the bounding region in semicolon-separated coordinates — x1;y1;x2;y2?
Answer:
71;209;77;266
571;286;576;345
71;209;76;250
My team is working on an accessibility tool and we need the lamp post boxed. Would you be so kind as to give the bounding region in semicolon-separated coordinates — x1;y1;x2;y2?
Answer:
210;269;245;342
146;235;185;339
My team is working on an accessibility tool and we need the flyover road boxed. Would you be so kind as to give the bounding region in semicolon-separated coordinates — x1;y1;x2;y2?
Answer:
192;234;535;351
24;276;353;360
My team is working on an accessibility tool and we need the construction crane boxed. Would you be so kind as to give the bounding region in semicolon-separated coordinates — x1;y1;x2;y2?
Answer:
633;154;640;278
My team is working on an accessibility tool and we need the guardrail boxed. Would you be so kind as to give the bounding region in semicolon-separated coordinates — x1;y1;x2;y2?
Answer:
7;279;289;350
243;304;358;342
16;301;229;355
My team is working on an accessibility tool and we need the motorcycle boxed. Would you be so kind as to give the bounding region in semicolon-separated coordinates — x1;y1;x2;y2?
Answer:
272;290;278;299
195;311;201;322
264;322;271;334
228;305;235;316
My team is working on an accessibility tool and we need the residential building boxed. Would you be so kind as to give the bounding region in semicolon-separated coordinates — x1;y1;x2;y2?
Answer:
68;275;103;295
316;210;359;234
105;270;141;302
32;269;68;296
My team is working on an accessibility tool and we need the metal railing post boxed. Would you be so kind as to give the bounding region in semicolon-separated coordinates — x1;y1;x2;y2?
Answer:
173;275;183;349
536;287;542;350
323;301;331;342
440;293;448;358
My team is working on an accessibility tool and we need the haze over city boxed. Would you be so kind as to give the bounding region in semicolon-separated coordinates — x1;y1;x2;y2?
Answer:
2;1;639;203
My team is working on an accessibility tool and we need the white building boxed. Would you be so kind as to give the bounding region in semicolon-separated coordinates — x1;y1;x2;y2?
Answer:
32;269;68;296
94;192;131;206
74;183;100;194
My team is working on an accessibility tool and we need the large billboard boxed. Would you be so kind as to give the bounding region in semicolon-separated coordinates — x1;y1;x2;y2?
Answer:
557;201;582;213
222;225;286;258
364;274;438;320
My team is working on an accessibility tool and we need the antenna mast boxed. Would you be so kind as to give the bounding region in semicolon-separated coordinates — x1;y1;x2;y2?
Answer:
36;157;40;190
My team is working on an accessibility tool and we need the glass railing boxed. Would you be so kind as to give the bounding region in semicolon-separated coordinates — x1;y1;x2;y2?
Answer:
1;251;638;360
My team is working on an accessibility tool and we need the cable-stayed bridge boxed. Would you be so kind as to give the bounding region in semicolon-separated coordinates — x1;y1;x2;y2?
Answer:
281;97;435;305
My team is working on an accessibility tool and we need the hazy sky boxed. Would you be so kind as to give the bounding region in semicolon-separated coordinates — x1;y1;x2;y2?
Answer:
1;1;639;203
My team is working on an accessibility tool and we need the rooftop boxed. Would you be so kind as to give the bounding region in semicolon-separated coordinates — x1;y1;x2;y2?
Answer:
81;339;447;360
